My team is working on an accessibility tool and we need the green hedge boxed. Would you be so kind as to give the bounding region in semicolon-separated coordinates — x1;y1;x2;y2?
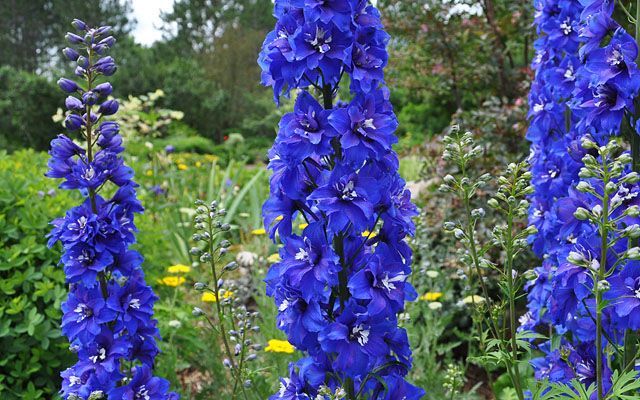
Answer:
0;150;75;399
0;67;60;152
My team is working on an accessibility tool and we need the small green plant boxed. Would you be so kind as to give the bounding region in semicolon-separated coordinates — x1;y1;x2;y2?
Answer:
439;126;536;399
190;200;262;399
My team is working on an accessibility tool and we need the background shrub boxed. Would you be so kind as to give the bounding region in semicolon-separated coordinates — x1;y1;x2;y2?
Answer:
0;150;76;399
0;67;60;152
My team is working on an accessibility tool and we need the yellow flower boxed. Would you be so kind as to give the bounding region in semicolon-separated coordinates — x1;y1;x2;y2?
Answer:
420;292;443;302
201;291;234;302
251;228;266;235
145;170;153;176
462;295;486;305
267;253;281;263
158;276;185;287
167;264;191;274
195;161;202;168
298;223;308;230
177;163;188;171
362;230;377;239
265;339;295;354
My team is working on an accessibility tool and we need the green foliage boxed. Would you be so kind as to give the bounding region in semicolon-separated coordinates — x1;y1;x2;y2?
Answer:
0;66;60;151
0;150;76;399
0;0;132;72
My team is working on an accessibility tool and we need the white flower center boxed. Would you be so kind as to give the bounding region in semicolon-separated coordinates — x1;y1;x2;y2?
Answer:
351;324;370;346
83;167;96;180
295;248;310;262
340;181;358;201
130;298;141;309
533;103;544;113
69;375;81;386
136;385;150;400
564;66;575;81
90;347;107;363
74;303;90;322
608;48;623;66
380;272;406;292
560;18;572;35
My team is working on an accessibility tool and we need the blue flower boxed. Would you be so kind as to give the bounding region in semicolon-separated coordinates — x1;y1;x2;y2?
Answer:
318;301;392;376
328;90;398;161
261;1;421;395
61;286;117;343
49;20;176;399
348;243;416;315
109;365;173;400
605;262;640;330
308;165;380;231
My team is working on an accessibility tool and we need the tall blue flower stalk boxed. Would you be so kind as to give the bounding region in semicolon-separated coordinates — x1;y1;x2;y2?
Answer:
47;20;177;400
259;1;424;398
525;0;640;396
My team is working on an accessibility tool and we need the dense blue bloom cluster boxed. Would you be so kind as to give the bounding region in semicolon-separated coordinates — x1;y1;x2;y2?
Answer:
525;0;640;393
259;1;424;398
47;20;176;400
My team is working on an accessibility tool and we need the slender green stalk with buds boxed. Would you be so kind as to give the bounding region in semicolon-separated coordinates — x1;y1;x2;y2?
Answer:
440;126;536;399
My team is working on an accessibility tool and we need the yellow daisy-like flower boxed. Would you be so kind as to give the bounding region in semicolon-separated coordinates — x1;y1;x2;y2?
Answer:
420;292;443;302
158;276;186;287
145;170;153;176
267;253;281;263
265;339;295;354
298;223;308;230
167;264;191;274
362;230;377;238
251;228;266;235
201;291;234;302
177;163;188;171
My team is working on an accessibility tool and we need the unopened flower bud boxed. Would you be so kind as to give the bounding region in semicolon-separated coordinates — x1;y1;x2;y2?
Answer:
192;307;204;317
626;247;640;260
194;282;206;291
573;207;590;220
224;262;238;272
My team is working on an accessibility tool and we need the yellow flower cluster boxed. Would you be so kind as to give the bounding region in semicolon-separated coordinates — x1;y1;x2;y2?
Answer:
420;292;443;302
264;339;295;354
158;276;186;287
167;264;191;274
251;228;266;235
201;291;234;303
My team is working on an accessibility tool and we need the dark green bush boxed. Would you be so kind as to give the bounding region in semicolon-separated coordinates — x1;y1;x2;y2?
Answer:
0;150;75;399
0;67;60;152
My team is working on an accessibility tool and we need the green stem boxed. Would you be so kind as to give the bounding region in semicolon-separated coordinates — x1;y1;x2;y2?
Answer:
596;164;610;400
207;221;241;398
506;195;524;400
